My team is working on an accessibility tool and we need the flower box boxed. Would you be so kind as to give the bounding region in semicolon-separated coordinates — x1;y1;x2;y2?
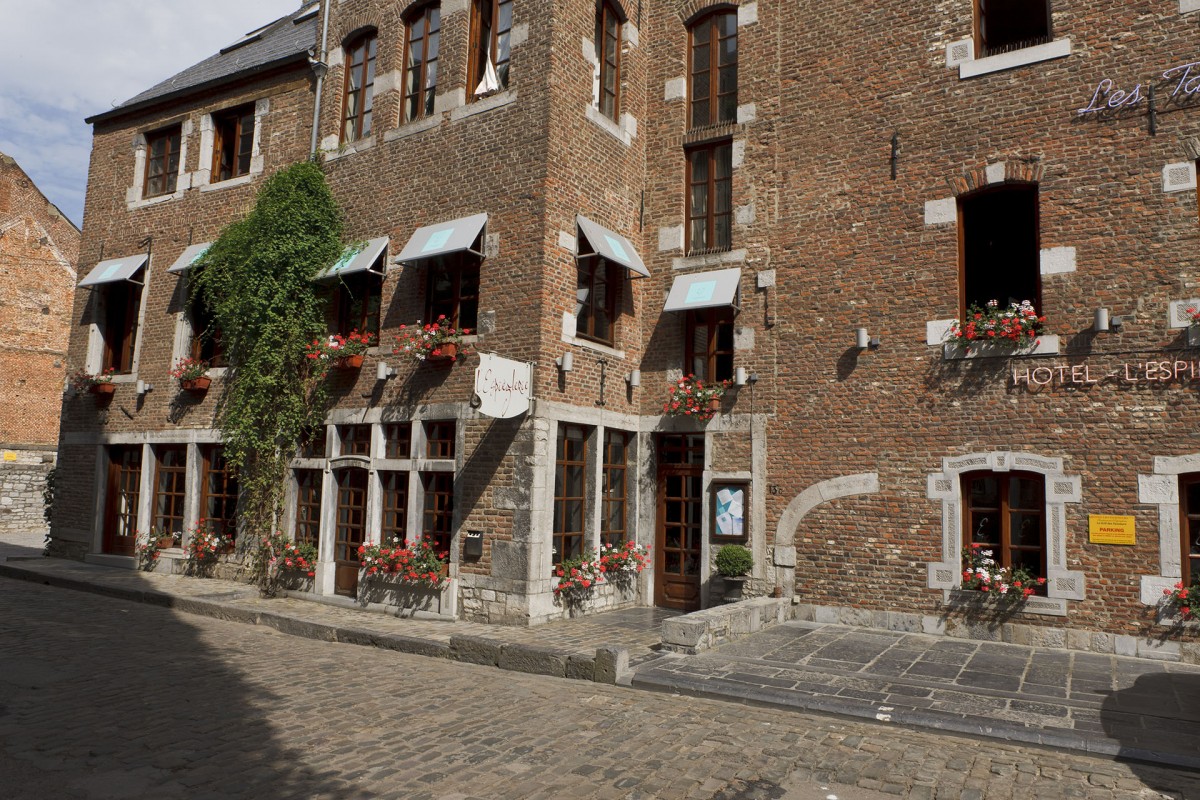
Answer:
357;570;452;615
182;376;212;392
90;382;116;396
427;342;459;361
334;354;364;370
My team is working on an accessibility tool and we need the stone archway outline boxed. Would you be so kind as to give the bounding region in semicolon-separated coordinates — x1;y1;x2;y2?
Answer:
1137;453;1200;605
772;473;880;595
926;451;1084;609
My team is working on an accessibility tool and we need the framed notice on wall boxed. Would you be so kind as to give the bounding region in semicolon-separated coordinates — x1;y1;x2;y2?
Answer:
712;483;747;541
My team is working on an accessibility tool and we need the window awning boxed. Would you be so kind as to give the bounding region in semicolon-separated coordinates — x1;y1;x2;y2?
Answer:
315;236;389;280
166;243;212;274
663;268;742;312
396;213;488;265
576;215;648;278
78;254;148;288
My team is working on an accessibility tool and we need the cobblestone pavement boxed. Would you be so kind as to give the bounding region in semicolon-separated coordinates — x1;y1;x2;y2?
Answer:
634;622;1200;769
2;576;1197;800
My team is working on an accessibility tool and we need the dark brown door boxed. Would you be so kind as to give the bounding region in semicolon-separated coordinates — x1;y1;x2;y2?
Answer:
103;446;141;556
655;434;704;610
334;468;368;597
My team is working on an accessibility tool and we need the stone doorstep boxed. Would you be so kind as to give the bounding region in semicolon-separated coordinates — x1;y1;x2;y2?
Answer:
661;597;795;654
0;560;629;685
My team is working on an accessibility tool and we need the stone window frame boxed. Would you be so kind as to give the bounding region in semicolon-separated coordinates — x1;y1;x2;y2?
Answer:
195;99;268;192
341;29;379;144
170;270;229;382
1137;454;1200;605
401;2;442;124
944;1;1071;80
583;2;639;146
84;267;150;383
126;119;192;211
687;7;738;130
926;450;1084;614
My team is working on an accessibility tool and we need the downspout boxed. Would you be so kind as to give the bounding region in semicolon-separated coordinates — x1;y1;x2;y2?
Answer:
309;0;333;158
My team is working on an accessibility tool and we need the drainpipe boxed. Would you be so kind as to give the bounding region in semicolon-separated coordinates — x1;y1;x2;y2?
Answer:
309;0;333;158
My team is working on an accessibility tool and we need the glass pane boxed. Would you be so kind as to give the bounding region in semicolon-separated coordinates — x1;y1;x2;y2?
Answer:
1189;518;1200;556
718;13;737;37
426;60;438;89
715;145;732;178
497;31;511;63
715;179;731;215
666;502;681;523
1011;512;1042;547
498;0;513;31
1010;549;1041;577
1185;481;1200;511
667;475;682;496
719;37;737;67
970;511;999;545
692;44;710;75
428;30;440;60
665;551;681;573
691;100;710;128
565;503;583;533
1010;477;1041;509
715;216;731;250
565;463;584;497
691;72;710;105
690;184;708;216
718;91;736;122
969;476;999;507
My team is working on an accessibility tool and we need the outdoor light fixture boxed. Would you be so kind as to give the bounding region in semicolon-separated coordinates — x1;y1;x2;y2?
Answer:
556;352;574;372
1094;308;1123;333
855;328;881;350
735;367;748;386
376;361;395;381
626;369;641;387
136;380;153;396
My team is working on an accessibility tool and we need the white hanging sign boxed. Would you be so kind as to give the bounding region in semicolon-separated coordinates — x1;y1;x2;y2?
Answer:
473;353;532;418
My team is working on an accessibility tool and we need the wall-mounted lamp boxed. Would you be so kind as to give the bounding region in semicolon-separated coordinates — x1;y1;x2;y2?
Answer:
376;361;396;381
626;369;641;387
735;367;748;386
136;380;153;396
855;328;881;350
1094;308;1123;333
556;352;574;372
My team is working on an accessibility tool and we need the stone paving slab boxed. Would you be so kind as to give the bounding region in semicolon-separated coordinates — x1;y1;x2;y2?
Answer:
631;620;1200;771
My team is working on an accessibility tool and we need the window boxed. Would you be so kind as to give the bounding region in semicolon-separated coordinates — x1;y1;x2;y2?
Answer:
144;125;182;198
384;423;412;459
339;424;371;456
382;471;409;542
293;469;322;546
200;446;239;540
211;104;255;182
152;446;188;534
601;430;628;548
427;254;480;330
576;257;621;346
959;184;1040;316
963;471;1045;584
468;0;512;96
686;141;733;254
424;420;455;459
553;425;589;564
100;280;142;374
686;308;735;383
596;1;622;120
976;0;1052;58
189;295;225;367
299;427;327;458
421;472;454;554
341;31;377;143
334;272;383;339
1182;475;1200;587
403;4;441;122
688;10;737;128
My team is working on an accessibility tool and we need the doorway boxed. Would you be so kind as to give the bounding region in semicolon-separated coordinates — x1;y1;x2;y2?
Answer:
333;468;367;597
654;434;704;610
102;445;141;556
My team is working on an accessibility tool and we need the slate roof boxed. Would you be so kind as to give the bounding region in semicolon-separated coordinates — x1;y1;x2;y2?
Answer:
86;4;319;124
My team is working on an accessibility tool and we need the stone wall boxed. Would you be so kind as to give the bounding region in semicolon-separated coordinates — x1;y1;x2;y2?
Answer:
0;447;54;536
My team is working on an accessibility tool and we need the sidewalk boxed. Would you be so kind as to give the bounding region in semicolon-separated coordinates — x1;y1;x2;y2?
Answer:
5;532;1200;774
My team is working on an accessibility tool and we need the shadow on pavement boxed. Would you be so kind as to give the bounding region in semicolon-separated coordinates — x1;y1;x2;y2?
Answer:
0;534;343;800
1101;671;1200;796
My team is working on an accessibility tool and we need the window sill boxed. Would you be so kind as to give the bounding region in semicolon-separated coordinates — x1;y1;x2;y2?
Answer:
584;105;635;147
382;114;442;143
322;136;376;163
199;174;255;193
450;89;517;122
959;38;1072;79
561;333;626;360
944;589;1068;616
941;334;1060;360
126;192;176;212
672;248;746;271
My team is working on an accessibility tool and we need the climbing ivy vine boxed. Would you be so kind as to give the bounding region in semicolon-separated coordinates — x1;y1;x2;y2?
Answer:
190;161;343;546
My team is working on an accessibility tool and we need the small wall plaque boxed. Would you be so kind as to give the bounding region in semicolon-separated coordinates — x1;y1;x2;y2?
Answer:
1088;515;1136;545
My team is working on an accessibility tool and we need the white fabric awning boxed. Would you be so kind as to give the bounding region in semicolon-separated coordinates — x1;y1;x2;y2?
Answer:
78;254;148;288
315;236;389;280
663;268;742;312
576;215;648;278
396;213;488;264
166;243;212;274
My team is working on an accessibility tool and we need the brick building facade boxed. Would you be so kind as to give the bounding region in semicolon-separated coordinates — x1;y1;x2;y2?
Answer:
50;0;1200;653
0;151;79;534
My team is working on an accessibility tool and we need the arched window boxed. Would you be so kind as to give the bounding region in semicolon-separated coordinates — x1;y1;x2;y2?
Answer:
469;0;512;97
595;1;622;121
341;31;377;143
958;183;1040;317
688;9;737;128
403;4;441;122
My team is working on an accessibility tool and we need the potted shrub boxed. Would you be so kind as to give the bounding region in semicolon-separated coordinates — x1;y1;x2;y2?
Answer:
663;375;728;421
714;543;753;602
947;299;1045;354
72;368;117;396
394;316;471;363
305;330;375;370
171;357;212;391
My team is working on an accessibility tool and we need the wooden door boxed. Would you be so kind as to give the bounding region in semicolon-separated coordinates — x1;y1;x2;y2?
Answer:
655;434;704;610
103;446;141;556
334;468;368;597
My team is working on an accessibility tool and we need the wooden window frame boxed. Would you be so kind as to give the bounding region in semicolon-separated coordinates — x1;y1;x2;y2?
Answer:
341;31;377;143
958;183;1041;319
403;3;441;123
334;271;383;339
200;445;239;540
688;9;737;129
576;256;621;347
211;104;255;182
152;446;188;535
338;424;372;457
1182;474;1200;587
293;468;322;547
424;420;456;460
596;0;622;121
421;471;454;555
468;0;513;96
962;470;1047;586
101;278;142;374
600;429;629;548
975;0;1053;58
143;125;182;198
384;423;412;460
685;140;733;255
553;424;589;565
685;308;735;383
425;253;480;331
382;470;409;543
189;294;225;367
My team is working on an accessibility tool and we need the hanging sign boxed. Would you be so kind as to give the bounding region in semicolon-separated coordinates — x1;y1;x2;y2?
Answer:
473;353;532;418
1088;515;1136;546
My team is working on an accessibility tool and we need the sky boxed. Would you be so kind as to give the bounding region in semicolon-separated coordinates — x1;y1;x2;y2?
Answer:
0;0;302;228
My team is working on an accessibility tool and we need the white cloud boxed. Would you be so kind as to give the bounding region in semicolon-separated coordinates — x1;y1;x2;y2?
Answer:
0;0;301;226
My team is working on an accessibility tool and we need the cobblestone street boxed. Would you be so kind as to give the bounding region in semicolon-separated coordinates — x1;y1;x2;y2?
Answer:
0;574;1196;799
